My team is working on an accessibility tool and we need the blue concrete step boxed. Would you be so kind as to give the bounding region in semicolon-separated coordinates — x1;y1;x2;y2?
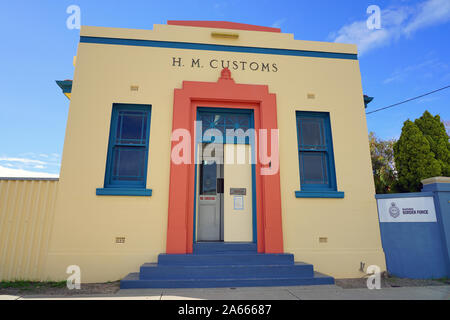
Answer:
157;253;294;266
193;242;257;254
139;262;314;280
121;249;334;289
120;272;335;289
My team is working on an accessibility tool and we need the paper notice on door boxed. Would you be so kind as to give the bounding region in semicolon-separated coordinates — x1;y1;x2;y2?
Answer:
233;196;244;210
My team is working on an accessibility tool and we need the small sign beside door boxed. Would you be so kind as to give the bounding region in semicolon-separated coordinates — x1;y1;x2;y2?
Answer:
230;188;246;195
233;196;244;210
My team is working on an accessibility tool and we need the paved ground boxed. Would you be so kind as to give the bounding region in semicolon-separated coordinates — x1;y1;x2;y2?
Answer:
1;284;449;300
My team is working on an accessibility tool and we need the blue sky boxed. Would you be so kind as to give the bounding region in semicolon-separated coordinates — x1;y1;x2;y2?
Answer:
0;0;449;177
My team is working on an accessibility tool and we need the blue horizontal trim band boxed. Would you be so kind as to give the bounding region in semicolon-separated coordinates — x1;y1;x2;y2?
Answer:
375;192;434;199
295;191;345;198
96;188;152;196
80;36;358;60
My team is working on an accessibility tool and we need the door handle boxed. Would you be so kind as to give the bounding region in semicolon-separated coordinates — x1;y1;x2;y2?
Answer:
217;178;224;194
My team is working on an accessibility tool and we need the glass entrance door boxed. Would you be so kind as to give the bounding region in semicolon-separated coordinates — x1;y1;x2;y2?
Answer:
196;143;224;241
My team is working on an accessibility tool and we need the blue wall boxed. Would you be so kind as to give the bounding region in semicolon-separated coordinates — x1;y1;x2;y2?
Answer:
422;182;450;277
376;183;450;279
379;222;447;278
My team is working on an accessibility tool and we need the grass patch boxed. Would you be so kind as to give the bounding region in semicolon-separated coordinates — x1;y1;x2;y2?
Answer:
435;277;449;283
386;275;399;281
0;280;66;290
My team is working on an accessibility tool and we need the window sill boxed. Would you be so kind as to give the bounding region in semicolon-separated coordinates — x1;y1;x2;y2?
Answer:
96;188;152;196
295;190;344;198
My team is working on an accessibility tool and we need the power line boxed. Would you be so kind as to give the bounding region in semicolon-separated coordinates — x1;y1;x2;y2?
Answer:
366;85;450;115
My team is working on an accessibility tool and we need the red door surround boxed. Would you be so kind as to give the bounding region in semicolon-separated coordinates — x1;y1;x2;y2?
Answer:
166;68;284;254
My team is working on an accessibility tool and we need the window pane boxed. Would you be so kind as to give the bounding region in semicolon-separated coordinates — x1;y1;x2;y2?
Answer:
225;114;250;130
300;152;328;184
200;161;217;195
112;147;146;181
199;112;251;137
199;113;224;135
299;119;324;148
116;111;147;144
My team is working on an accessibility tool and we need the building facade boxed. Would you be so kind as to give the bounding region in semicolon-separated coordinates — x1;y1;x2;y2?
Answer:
2;21;387;285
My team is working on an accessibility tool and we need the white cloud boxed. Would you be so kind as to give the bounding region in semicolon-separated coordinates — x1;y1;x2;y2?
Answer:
333;20;392;55
0;154;61;177
331;0;450;56
404;0;450;34
0;157;46;165
382;57;449;84
0;165;58;178
331;7;409;55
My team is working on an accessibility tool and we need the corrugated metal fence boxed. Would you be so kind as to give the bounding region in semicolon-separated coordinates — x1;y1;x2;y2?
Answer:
0;178;58;281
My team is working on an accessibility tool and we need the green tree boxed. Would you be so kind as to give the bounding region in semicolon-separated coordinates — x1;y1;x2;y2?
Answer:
369;132;397;194
414;110;450;176
444;121;450;137
394;120;442;192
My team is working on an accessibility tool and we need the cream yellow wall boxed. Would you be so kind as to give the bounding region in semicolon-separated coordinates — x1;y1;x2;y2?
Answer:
224;144;253;242
44;24;385;282
0;179;58;281
275;58;386;278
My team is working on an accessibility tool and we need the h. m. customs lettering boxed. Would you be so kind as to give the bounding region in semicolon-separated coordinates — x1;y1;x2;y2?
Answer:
172;57;278;72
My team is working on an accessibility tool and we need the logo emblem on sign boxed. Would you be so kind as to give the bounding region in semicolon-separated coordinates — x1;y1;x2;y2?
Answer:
389;202;400;218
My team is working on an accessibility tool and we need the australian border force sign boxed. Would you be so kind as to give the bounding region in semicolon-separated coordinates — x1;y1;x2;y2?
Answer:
377;197;437;223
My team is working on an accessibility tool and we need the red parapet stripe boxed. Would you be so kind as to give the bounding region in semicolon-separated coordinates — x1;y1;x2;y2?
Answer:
167;20;281;33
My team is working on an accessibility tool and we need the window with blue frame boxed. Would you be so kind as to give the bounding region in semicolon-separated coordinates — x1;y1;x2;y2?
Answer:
197;108;253;144
102;104;151;190
296;111;339;193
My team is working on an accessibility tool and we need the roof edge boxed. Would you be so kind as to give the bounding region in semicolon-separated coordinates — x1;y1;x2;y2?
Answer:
167;20;281;33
